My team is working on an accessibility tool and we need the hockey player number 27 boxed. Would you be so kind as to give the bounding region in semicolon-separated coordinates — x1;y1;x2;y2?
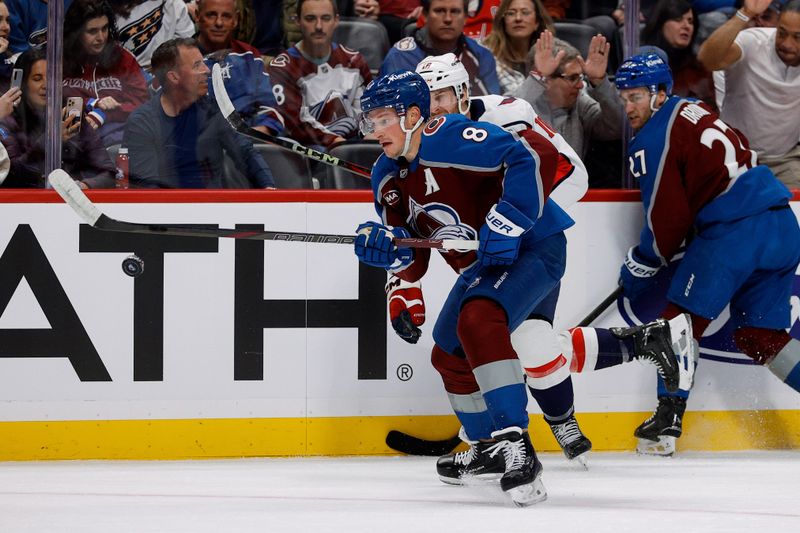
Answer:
700;119;756;179
629;149;646;178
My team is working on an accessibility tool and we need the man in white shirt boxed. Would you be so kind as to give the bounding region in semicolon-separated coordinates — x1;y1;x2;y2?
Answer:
698;0;800;188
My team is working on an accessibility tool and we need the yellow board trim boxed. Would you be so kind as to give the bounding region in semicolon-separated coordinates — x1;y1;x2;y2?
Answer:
2;410;799;461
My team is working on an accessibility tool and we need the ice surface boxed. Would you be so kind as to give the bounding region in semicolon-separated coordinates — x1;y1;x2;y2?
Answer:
1;451;798;533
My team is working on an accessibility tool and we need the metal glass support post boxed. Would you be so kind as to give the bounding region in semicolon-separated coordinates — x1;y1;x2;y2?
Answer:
621;0;640;189
44;0;65;187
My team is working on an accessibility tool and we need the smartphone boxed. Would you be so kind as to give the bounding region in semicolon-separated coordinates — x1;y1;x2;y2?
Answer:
10;68;22;90
65;96;83;133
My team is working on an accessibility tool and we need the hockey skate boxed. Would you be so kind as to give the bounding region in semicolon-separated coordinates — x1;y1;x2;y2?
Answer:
487;427;546;507
634;396;687;456
547;415;592;468
436;427;505;485
611;313;697;393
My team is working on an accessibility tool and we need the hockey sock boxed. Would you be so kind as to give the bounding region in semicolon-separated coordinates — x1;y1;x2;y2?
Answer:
657;374;690;399
431;344;495;440
458;299;529;430
528;376;576;422
768;339;800;392
569;327;633;371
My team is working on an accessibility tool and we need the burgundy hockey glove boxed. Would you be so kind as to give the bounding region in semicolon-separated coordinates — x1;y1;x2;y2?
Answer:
386;276;425;344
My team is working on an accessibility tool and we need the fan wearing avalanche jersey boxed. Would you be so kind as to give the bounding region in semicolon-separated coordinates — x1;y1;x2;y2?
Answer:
268;0;372;149
353;69;572;505
568;53;800;456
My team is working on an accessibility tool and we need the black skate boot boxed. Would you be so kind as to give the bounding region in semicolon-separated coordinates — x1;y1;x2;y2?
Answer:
634;396;687;456
436;428;505;485
547;415;592;466
611;313;696;393
487;427;546;507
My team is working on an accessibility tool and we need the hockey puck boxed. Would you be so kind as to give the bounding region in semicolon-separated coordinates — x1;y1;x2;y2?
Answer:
122;255;144;277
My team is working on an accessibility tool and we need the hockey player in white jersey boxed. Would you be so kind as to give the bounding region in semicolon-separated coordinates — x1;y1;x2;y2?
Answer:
386;53;593;472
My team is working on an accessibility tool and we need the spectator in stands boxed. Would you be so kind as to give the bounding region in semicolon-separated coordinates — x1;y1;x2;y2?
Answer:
112;0;195;71
381;0;501;94
198;0;284;136
0;1;21;118
411;0;501;40
283;0;350;48
195;0;260;55
6;0;74;53
483;0;553;94
269;0;372;150
641;0;715;107
0;46;115;188
0;0;15;90
513;31;623;159
352;0;423;44
698;0;800;189
124;38;275;188
62;0;149;147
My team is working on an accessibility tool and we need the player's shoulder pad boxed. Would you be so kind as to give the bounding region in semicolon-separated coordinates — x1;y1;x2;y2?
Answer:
393;36;417;51
420;114;515;165
674;98;716;127
471;94;536;130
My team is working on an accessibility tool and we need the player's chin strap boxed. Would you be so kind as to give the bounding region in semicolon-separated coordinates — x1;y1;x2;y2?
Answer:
457;84;470;115
649;92;663;113
399;115;425;159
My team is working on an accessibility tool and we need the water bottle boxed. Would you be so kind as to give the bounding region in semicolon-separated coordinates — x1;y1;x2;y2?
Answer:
115;147;129;189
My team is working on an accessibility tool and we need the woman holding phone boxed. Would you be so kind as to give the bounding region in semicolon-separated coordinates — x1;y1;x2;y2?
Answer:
0;46;115;188
62;0;148;147
0;0;21;115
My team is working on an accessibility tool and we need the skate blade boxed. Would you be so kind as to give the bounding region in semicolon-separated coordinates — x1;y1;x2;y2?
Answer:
636;436;676;456
571;452;589;470
668;314;697;391
507;477;547;507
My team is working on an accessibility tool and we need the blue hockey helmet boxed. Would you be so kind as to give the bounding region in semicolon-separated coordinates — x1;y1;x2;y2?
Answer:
361;70;431;121
614;53;674;95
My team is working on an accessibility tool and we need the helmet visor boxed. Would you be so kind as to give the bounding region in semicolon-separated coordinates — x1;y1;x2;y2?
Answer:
358;107;401;136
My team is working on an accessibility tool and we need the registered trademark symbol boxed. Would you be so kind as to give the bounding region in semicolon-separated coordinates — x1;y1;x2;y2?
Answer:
396;364;413;381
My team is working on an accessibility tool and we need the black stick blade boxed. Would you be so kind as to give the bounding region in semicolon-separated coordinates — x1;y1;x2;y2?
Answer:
385;430;461;456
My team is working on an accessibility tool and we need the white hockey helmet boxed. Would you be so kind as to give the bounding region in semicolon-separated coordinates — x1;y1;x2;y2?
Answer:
415;53;470;115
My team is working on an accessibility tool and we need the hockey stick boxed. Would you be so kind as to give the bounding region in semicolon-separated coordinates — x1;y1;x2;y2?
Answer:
48;169;478;250
210;64;372;179
385;286;623;456
576;286;623;327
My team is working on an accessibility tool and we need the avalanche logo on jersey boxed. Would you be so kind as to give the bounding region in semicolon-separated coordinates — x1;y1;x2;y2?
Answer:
309;91;356;137
118;3;165;59
408;198;476;247
617;255;800;365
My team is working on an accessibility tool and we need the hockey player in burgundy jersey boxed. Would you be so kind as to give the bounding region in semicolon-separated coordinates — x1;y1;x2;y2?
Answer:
565;53;800;456
408;53;593;465
267;0;372;149
354;69;573;505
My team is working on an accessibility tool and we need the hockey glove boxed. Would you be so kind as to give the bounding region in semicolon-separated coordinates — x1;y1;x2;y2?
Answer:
386;276;425;344
354;221;413;269
619;246;661;301
477;201;534;267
